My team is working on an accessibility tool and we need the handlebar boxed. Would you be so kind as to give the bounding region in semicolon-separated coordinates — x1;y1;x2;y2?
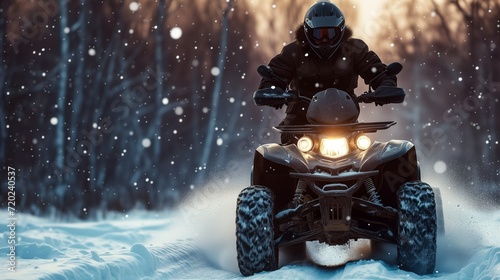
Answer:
253;86;405;107
255;62;406;107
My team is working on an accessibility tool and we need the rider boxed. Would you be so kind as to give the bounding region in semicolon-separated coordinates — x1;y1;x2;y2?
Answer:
258;0;397;144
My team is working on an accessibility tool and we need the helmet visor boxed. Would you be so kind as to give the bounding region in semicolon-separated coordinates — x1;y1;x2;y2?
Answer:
309;27;339;45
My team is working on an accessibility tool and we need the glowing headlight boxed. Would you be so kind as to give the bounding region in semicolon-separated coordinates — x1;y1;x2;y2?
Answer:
297;136;314;152
320;138;349;158
356;135;371;150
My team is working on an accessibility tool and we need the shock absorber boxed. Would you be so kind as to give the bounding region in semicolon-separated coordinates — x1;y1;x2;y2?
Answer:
364;178;382;205
292;180;307;207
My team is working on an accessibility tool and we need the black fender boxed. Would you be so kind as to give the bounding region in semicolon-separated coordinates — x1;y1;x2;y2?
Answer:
360;140;414;171
252;144;309;211
255;144;310;173
361;140;420;207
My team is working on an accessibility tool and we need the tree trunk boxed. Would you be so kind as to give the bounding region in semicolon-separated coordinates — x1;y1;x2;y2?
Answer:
196;0;233;184
147;0;171;191
55;0;69;184
71;0;88;154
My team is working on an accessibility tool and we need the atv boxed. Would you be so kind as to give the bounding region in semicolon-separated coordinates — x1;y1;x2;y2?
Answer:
236;63;440;276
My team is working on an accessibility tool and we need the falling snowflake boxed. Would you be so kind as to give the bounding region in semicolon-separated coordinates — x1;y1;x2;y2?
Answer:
216;138;223;146
211;67;220;76
170;27;182;40
175;106;183;115
142;138;151;148
433;161;447;174
129;2;139;12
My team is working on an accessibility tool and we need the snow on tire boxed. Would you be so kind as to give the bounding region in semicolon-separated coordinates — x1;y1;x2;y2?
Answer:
236;186;278;276
397;181;437;275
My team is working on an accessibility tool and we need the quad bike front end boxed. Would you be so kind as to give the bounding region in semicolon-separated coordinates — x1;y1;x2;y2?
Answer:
236;122;437;276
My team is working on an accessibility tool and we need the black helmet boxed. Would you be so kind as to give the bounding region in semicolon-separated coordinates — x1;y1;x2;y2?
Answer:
303;0;346;60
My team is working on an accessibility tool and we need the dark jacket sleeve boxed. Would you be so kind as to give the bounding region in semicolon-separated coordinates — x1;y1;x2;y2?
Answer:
258;43;297;90
349;39;397;89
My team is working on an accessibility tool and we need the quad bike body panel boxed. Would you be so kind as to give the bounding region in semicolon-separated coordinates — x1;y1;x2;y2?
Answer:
254;139;415;175
253;138;419;211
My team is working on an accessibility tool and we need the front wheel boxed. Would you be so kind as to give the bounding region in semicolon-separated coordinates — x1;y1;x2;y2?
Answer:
397;181;437;275
236;186;278;276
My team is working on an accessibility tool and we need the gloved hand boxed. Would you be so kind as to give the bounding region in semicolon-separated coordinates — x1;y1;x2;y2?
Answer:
356;92;374;103
378;77;397;87
264;87;285;109
373;86;389;106
253;87;288;108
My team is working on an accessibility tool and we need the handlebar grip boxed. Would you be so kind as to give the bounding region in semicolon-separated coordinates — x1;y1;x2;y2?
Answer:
253;89;298;106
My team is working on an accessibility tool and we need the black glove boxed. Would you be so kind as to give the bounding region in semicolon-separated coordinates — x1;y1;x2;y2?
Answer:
378;77;397;87
267;86;285;110
253;87;287;108
270;87;285;109
356;92;374;104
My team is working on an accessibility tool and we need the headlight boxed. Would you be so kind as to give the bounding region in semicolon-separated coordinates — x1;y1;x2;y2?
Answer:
356;135;371;150
297;136;314;152
320;138;349;158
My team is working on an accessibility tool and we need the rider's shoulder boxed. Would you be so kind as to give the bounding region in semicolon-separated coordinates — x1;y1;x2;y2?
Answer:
341;37;370;54
278;40;307;58
343;37;368;48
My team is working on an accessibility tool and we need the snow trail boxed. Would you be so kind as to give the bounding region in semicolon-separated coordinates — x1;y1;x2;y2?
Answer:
160;171;500;279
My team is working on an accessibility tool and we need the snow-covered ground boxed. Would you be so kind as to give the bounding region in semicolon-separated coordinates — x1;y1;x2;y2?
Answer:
1;179;499;280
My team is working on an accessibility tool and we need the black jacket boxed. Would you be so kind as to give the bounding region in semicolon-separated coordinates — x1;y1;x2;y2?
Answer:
259;25;396;119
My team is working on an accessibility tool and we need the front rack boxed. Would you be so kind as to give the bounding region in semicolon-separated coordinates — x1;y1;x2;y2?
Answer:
273;121;396;134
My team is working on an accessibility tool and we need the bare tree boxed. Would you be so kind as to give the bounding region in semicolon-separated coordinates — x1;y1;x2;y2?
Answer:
196;0;234;184
55;0;69;186
69;0;88;159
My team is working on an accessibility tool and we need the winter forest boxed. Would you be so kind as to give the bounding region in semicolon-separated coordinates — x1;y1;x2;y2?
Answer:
0;0;498;218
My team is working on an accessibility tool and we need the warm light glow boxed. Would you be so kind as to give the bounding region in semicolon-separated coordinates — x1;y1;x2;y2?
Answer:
356;135;371;150
297;136;314;152
320;138;349;158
